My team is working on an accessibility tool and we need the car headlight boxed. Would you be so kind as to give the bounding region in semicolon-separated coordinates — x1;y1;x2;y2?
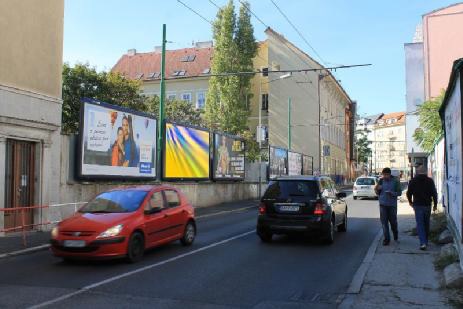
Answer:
51;226;59;238
97;224;124;238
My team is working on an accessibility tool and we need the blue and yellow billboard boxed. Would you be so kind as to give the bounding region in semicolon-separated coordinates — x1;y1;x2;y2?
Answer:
163;123;210;180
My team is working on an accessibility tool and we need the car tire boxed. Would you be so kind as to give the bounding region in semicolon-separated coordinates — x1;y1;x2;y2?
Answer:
258;231;273;243
353;196;357;200
338;212;347;232
181;221;196;246
126;232;144;263
324;218;335;244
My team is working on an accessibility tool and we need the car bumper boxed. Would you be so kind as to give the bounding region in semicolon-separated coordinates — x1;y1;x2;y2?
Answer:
353;190;377;197
257;215;330;235
50;236;127;259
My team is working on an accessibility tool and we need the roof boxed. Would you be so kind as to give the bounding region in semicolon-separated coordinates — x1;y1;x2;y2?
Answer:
111;47;213;81
423;2;463;17
264;27;353;106
274;175;328;181
376;112;406;126
364;113;384;125
440;58;463;117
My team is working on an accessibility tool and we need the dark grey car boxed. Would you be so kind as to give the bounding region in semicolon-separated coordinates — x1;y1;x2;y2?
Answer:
256;176;348;244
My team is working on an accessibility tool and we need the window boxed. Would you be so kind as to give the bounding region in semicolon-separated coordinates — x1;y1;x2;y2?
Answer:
180;55;196;62
202;68;211;74
263;180;319;200
146;191;165;211
167;93;177;101
165;190;180;207
261;67;269;77
196;92;206;109
147;72;160;79
181;93;192;103
135;73;144;80
172;70;186;77
261;93;269;111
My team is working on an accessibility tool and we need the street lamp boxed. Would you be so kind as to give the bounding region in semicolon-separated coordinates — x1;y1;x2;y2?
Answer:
257;72;292;198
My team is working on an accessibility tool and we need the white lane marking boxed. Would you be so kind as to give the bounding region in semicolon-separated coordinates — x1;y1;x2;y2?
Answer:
0;244;50;260
196;205;257;219
28;230;256;309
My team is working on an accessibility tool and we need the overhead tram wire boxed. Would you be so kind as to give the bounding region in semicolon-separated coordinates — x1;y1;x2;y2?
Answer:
177;0;214;26
270;0;326;66
208;0;220;9
237;0;269;28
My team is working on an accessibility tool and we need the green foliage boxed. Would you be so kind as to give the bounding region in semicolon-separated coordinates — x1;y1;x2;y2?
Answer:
144;96;203;127
62;63;144;133
413;90;445;152
205;0;258;160
356;132;372;163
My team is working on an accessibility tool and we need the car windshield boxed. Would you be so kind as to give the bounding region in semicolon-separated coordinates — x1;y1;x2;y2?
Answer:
356;178;375;185
263;180;319;199
79;190;148;213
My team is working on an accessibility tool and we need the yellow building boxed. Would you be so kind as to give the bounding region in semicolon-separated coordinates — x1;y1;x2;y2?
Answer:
0;0;64;230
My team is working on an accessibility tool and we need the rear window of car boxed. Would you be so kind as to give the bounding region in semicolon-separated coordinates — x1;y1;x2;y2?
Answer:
356;178;375;186
263;180;319;199
80;190;148;213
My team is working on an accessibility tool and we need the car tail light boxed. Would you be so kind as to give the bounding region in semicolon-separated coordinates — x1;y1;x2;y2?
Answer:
258;203;266;214
314;202;326;215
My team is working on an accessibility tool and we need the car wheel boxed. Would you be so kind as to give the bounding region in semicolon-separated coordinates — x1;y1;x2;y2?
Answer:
127;232;144;263
258;231;273;243
324;218;335;244
181;221;196;246
353;196;357;200
338;212;347;232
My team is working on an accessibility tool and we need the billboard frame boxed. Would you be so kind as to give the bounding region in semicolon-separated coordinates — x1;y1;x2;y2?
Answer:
288;150;303;176
162;121;211;182
268;145;288;180
77;98;158;181
212;131;246;181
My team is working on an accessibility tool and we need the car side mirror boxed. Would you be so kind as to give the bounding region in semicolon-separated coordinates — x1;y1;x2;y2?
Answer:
144;207;162;215
336;192;347;199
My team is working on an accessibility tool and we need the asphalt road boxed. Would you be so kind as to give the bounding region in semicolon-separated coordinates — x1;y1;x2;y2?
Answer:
0;194;382;309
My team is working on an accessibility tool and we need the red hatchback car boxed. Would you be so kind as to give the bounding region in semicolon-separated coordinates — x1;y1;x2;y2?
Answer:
50;185;196;262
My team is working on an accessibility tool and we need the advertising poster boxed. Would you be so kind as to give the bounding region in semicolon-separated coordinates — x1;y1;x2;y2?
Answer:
164;123;210;180
213;133;245;180
288;151;302;176
79;99;157;179
269;146;288;179
302;155;314;175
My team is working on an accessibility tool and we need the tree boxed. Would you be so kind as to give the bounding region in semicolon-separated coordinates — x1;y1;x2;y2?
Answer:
413;90;445;152
144;96;203;126
356;132;372;164
62;63;145;133
205;0;259;160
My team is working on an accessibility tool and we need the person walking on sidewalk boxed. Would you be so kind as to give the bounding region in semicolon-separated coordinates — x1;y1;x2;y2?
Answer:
375;167;402;246
406;163;438;250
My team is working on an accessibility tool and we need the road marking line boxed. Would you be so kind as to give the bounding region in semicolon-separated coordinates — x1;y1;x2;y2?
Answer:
0;244;50;260
196;205;256;219
28;230;256;309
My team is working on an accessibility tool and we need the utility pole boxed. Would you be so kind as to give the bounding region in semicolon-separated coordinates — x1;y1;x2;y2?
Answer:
157;24;166;180
318;74;322;175
288;97;291;150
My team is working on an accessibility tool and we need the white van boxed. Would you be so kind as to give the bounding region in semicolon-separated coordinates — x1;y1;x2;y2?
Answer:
353;177;378;200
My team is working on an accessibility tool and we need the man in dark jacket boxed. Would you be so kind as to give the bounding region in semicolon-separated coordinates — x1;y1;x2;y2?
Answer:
375;167;402;246
406;163;438;250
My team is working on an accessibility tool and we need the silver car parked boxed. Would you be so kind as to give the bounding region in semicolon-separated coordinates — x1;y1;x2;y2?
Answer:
353;177;378;200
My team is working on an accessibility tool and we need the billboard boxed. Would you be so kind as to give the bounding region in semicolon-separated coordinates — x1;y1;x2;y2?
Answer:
78;99;157;179
302;155;314;175
269;146;288;179
213;133;245;180
164;122;210;180
288;151;302;176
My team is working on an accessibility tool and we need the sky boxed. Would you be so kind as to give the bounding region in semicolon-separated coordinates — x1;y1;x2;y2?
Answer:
64;0;460;116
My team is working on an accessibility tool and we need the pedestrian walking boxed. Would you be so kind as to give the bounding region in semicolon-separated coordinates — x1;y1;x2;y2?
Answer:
375;167;402;246
406;163;438;250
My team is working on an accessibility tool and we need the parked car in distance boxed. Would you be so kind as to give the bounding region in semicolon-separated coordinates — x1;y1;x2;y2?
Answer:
353;176;378;200
50;185;196;263
257;176;347;244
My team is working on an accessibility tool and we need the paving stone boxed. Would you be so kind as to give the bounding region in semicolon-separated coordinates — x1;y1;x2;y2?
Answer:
444;263;463;288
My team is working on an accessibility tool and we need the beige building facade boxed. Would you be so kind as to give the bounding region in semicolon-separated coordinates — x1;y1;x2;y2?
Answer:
0;0;64;231
372;112;407;175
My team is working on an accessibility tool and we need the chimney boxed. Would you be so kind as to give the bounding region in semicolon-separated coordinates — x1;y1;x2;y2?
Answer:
154;46;162;53
127;49;136;56
195;41;213;48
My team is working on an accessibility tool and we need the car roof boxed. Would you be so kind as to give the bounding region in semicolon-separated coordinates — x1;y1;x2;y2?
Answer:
106;185;176;192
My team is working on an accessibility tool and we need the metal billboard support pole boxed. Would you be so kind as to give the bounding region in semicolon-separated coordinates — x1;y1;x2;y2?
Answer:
157;24;166;181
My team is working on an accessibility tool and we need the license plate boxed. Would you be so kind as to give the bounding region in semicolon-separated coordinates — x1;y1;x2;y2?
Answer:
279;205;300;212
63;240;86;248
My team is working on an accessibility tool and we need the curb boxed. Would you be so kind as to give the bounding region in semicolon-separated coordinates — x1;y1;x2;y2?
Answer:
338;229;382;308
0;244;50;260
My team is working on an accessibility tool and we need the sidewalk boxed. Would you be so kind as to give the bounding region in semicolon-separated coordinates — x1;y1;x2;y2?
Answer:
340;201;451;308
0;199;258;258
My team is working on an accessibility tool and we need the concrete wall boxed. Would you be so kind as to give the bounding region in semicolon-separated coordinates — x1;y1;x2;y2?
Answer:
404;42;425;155
423;3;463;99
0;0;64;98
